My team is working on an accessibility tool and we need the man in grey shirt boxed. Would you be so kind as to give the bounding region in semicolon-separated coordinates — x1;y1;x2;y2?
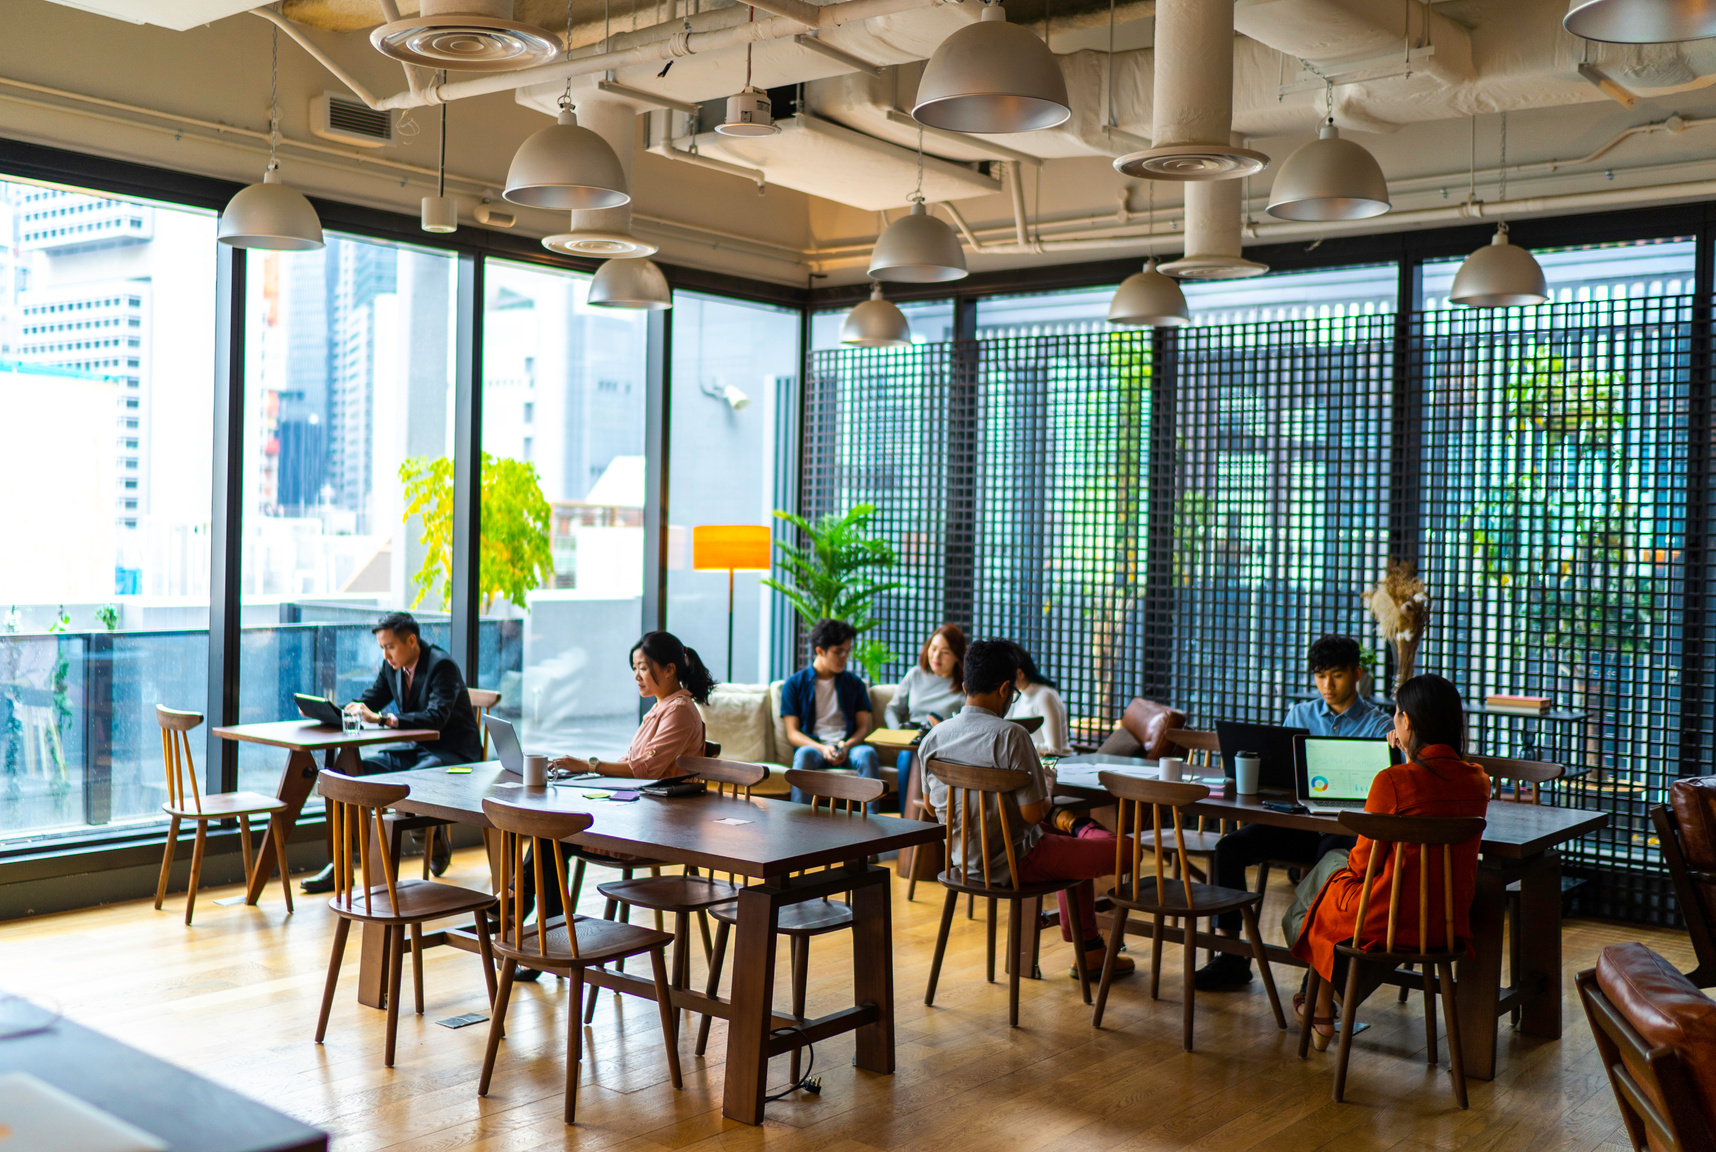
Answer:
919;640;1134;977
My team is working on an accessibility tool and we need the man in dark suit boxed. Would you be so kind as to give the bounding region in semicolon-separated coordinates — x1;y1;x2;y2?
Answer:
346;610;483;772
303;611;482;892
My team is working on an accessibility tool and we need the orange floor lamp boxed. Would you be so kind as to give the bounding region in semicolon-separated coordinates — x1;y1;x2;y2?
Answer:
692;524;772;682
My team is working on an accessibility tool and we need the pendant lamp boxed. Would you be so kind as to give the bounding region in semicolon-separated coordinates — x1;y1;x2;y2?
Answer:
912;2;1070;134
717;27;779;137
504;97;629;210
868;201;968;283
1450;223;1548;308
1266;121;1390;221
220;28;324;250
1108;259;1190;327
422;95;459;233
589;257;672;309
841;283;912;346
1564;0;1716;42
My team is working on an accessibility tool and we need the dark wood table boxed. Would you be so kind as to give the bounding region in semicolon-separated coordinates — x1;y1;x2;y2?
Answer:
1053;774;1608;1080
0;993;326;1150
210;721;438;904
381;764;944;1125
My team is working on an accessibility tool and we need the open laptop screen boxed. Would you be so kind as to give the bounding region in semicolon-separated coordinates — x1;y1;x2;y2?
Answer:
1295;735;1397;804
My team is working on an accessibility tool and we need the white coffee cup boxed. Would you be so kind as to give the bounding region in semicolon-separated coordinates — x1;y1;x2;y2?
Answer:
523;754;548;788
1157;756;1183;783
1234;752;1262;796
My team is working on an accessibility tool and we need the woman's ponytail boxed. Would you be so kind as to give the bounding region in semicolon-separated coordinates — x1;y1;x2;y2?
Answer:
678;645;716;704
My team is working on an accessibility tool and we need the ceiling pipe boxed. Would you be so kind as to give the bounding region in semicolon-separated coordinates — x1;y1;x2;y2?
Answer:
250;8;387;110
1159;176;1268;278
376;0;946;110
1008;160;1028;245
647;112;768;187
881;108;1040;166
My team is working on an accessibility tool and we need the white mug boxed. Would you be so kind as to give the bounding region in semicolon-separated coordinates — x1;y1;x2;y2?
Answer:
522;754;548;788
1234;752;1262;796
1157;756;1183;783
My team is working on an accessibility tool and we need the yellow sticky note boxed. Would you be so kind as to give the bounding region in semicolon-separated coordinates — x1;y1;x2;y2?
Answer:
447;765;473;774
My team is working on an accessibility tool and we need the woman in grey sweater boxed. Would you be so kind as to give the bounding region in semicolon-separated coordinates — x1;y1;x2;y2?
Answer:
886;624;966;810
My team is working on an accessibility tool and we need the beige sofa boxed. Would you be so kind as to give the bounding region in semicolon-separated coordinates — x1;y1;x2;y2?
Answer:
697;681;900;797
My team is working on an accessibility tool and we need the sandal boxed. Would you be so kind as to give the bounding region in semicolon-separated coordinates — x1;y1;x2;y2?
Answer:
1293;992;1336;1052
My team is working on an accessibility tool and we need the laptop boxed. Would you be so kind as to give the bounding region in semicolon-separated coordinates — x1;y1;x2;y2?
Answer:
481;715;644;790
1293;734;1400;813
293;693;344;727
1215;721;1309;791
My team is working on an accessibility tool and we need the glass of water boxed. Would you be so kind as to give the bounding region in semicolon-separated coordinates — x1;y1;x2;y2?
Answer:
342;708;360;734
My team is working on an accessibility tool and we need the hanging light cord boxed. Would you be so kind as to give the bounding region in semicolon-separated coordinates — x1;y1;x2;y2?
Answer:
1469;113;1476;205
267;24;280;173
911;125;924;203
437;71;447;198
746;5;755;90
1105;0;1115;130
1499;110;1509;204
1324;77;1334;127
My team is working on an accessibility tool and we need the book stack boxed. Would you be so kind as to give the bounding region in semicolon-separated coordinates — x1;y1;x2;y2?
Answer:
1486;693;1552;716
1197;776;1231;799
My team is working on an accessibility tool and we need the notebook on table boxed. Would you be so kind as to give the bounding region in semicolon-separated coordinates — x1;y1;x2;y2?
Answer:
1292;734;1399;813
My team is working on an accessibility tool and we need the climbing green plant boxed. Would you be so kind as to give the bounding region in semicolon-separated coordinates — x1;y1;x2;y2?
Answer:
401;453;555;613
761;504;902;680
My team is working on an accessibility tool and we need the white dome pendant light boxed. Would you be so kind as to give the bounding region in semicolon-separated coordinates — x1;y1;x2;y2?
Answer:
219;27;324;251
1451;113;1547;308
504;11;628;215
1564;0;1716;43
717;9;780;137
421;90;459;233
542;99;657;258
868;131;968;283
842;283;913;346
912;1;1070;134
1266;83;1390;221
1109;186;1190;326
589;256;673;309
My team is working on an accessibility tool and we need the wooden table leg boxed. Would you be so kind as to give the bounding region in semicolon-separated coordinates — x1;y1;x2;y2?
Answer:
1456;860;1507;1081
244;748;320;905
1514;850;1563;1040
722;883;781;1125
849;866;895;1075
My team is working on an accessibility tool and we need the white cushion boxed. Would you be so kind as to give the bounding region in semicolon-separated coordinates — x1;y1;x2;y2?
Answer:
697;684;772;764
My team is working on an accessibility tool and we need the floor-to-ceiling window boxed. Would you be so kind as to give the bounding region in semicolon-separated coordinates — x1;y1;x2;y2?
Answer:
480;260;648;757
235;237;457;794
665;291;798;686
0;179;217;843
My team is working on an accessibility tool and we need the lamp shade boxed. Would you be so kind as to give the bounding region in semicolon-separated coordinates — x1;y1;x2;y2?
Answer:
692;524;772;571
1107;259;1191;327
868;202;968;283
421;194;459;233
841;283;913;346
911;3;1070;134
589;256;672;309
1564;0;1716;42
218;169;324;250
1450;224;1549;308
503;107;630;210
1265;123;1390;221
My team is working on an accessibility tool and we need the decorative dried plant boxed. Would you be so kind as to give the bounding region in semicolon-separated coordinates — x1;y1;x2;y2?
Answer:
1364;560;1431;689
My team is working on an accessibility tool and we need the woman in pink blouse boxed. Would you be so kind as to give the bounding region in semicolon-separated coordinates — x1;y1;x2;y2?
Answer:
551;631;713;778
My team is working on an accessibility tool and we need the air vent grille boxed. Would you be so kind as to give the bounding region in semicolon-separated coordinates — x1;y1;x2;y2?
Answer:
310;93;394;148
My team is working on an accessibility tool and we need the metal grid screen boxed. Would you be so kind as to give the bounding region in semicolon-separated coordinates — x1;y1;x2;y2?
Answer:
801;296;1703;922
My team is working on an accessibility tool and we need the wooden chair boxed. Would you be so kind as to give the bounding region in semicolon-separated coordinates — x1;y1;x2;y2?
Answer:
1091;772;1285;1048
587;756;769;1029
313;770;498;1067
418;687;505;880
921;758;1094;1027
1578;957;1716;1152
152;706;293;925
1300;810;1487;1109
478;797;681;1125
697;768;886;1080
1153;728;1226;885
1653;796;1716;988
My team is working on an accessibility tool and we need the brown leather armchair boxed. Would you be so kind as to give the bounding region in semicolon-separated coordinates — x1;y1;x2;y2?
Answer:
1096;698;1187;761
1580;942;1716;1152
1652;778;1716;987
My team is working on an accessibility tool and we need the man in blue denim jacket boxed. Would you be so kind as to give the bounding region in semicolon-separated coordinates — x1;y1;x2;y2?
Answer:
779;618;880;802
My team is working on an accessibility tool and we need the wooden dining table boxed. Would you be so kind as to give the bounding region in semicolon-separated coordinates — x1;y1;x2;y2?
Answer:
210;720;438;904
1052;761;1608;1081
375;764;944;1125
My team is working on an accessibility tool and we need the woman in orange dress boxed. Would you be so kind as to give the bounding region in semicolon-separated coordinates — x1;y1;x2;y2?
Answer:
1283;674;1490;1048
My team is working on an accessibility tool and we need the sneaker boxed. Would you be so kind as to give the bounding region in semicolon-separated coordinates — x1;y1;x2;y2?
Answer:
1193;952;1253;991
1070;942;1135;979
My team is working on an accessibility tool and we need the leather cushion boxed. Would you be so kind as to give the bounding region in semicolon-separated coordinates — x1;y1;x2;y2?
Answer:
1672;778;1716;938
1596;941;1716;1139
1117;698;1186;761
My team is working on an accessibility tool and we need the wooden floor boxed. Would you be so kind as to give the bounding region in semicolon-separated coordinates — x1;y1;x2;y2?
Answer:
0;849;1683;1152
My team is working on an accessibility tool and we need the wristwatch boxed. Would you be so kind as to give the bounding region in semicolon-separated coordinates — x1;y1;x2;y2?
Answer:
588;755;601;769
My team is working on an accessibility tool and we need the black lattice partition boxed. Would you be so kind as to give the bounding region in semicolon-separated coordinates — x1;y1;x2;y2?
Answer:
801;297;1705;924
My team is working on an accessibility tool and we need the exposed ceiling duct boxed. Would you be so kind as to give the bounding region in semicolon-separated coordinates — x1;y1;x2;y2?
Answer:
1116;0;1268;179
1159;160;1269;278
370;0;560;72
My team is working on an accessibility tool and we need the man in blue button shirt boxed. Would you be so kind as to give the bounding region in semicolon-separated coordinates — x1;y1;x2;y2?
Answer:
1194;635;1393;991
